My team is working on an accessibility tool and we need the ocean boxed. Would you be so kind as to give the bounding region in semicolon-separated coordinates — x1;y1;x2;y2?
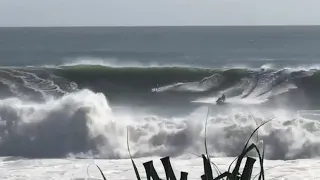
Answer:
0;26;320;179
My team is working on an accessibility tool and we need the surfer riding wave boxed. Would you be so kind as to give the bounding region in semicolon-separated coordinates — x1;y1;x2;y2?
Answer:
216;94;226;105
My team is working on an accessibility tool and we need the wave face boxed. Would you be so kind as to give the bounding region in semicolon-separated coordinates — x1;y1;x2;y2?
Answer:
0;65;319;159
0;65;318;106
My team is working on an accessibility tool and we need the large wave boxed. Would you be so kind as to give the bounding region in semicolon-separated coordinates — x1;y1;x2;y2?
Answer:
0;88;319;160
0;64;319;160
0;65;318;107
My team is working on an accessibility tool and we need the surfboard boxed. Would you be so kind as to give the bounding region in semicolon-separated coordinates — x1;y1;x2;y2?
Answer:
191;100;229;106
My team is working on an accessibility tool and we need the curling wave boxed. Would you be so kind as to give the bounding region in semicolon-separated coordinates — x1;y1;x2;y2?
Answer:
0;65;318;108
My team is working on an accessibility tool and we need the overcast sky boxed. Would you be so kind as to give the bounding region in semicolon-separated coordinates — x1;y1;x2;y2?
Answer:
0;0;319;27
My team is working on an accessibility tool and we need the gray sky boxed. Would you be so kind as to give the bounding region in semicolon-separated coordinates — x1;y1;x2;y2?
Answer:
0;0;319;27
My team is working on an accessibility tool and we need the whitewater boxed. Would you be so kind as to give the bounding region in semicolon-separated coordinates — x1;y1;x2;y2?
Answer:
2;26;320;179
1;85;320;179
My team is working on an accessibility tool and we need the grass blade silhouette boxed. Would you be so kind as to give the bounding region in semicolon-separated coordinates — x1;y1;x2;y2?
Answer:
227;117;273;174
127;127;141;180
96;165;107;180
204;106;221;178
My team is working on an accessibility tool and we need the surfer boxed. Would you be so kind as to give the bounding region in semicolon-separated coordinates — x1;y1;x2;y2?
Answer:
216;94;226;105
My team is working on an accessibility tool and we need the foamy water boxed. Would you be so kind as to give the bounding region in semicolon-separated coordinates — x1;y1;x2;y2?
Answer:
0;157;319;180
0;89;319;179
0;89;319;160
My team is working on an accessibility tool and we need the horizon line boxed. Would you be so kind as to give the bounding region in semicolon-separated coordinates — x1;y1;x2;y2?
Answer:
1;24;320;28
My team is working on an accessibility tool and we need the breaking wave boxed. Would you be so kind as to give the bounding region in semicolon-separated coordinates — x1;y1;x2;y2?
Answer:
0;89;319;160
0;65;318;106
0;64;318;160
